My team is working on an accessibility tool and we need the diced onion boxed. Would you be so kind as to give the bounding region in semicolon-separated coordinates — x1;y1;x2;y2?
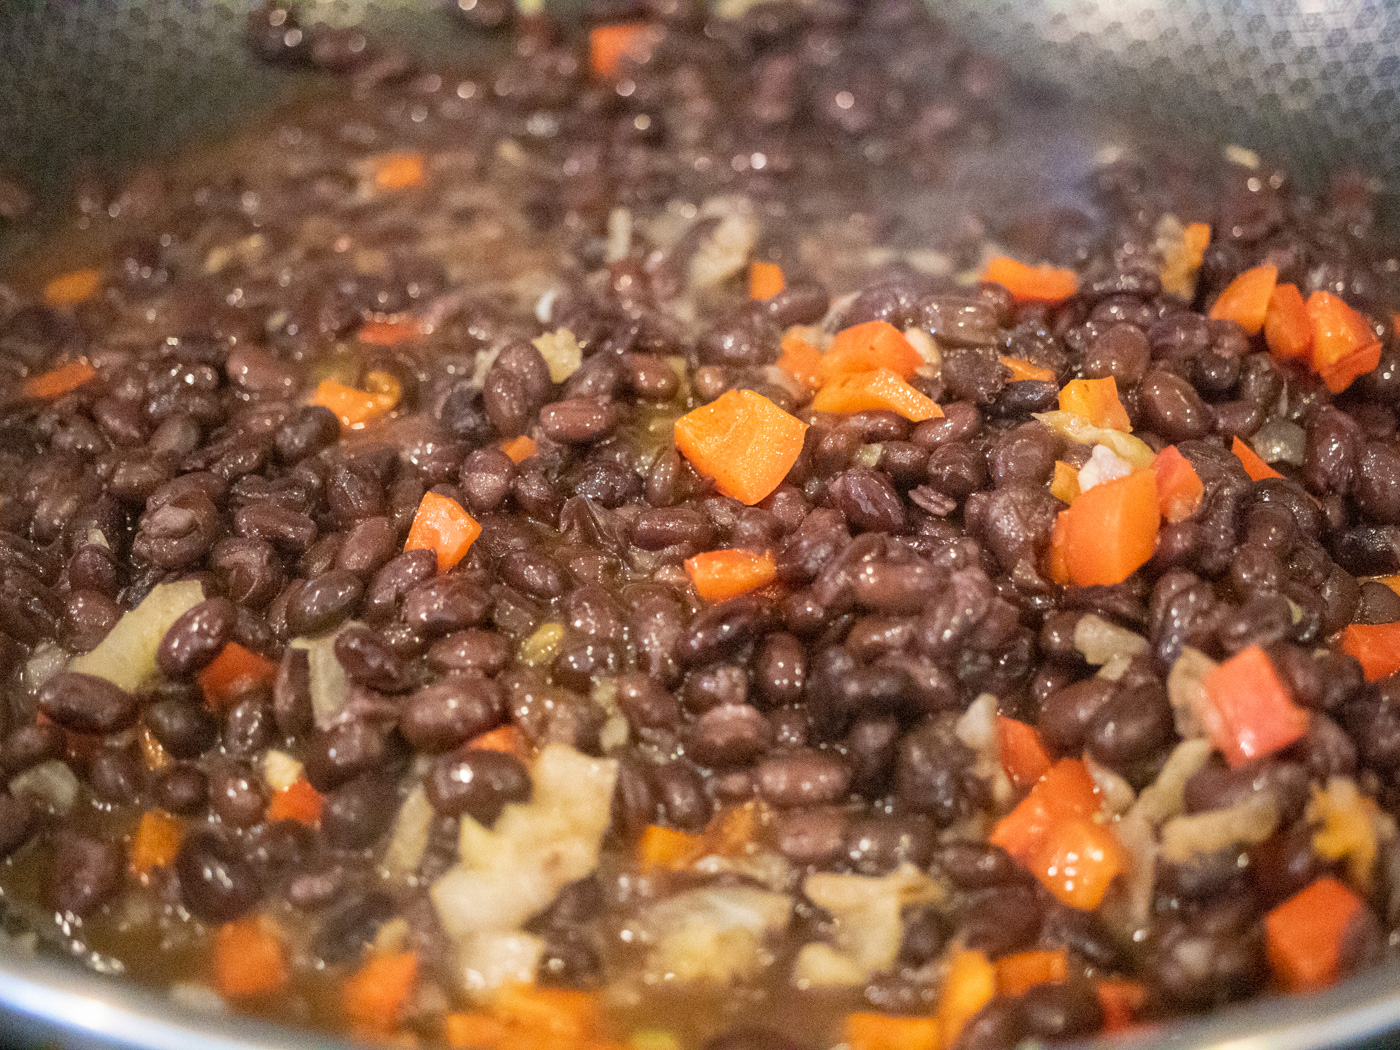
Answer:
263;750;304;792
1130;738;1214;827
801;864;943;978
1251;419;1306;467
1077;444;1134;493
23;640;70;693
459;932;545;997
532;328;583;383
10;759;79;815
290;627;353;730
1159;791;1280;863
69;580;204;691
1085;755;1136;816
688;196;758;293
382;784;434;879
642;885;792;984
1166;647;1218;740
1074;614;1148;667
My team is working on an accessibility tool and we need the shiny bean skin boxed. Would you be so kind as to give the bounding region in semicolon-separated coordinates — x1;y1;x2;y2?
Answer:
157;597;236;676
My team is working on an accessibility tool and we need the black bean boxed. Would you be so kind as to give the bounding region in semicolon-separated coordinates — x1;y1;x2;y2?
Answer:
334;624;407;692
774;806;846;867
157;597;236;677
176;831;261;923
426;747;531;823
62;590;121;653
756;749;850;806
132;492;222;569
275;405;340;463
1137;369;1214;441
37;672;139;735
539;398;620;443
285;569;363;636
301;720;396;793
52;832;122;917
632;507;716;551
1303;406;1361;497
211;537;285;608
1038;677;1116;757
753;632;806;706
679;595;771;666
401;676;503;754
208;761;267;828
987;421;1058;488
1354;442;1400;524
935;841;1026;889
1;723;65;776
687;703;773;767
623;354;680;402
650;760;712;831
153;763;208;815
322;776;399;849
1086;681;1174;772
427;629;510;676
335;516;397;576
0;794;34;859
1150;906;1264;1008
961;884;1043;956
88;748;145;804
827;467;904;533
956;1000;1027;1050
1018;981;1103;1040
895;719;979;826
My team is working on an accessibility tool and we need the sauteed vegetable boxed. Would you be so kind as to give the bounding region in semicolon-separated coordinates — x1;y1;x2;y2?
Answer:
3;1;1400;1048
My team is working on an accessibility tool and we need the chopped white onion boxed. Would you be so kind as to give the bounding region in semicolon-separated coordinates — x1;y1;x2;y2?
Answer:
955;693;1012;807
70;580;204;691
382;784;434;879
1166;647;1218;740
801;864;943;979
1033;411;1156;469
290;627;353;730
1077;444;1134;493
1251;419;1306;467
688;196;757;293
1160;791;1280;863
642;885;792;984
459;932;545;997
531;328;583;383
263;750;304;793
433;745;617;950
23;640;70;693
1073;614;1148;667
10;759;78;815
1130;738;1214;827
1084;755;1136;816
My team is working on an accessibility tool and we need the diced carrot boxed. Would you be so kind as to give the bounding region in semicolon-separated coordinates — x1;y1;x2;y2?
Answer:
1000;355;1056;383
705;800;762;856
1201;644;1309;768
371;152;425;192
989;758;1101;862
1339;622;1400;682
499;435;538;464
1209;264;1278;335
981;257;1079;304
749;261;785;300
1030;815;1127;910
995;949;1068;997
1096;979;1147;1033
266;778;324;827
344;951;418;1031
198;642;277;711
1046;511;1071;586
43;268;102;307
358;315;428;346
775;333;823;391
819;321;923;381
1265;877;1366;993
844;1012;940;1050
810;368;943;422
129;810;183;879
685;548;778;603
308;376;399;429
1264;283;1312;362
1152;445;1204;522
213;917;288;999
937;949;997;1048
1058;377;1131;431
1231;434;1283;482
490;984;601;1042
23;360;97;400
589;23;657;79
468;724;523;755
405;492;481;573
1049;461;1080;505
444;1013;514;1050
638;824;706;873
673;388;808;506
1051;468;1160;588
1307;291;1382;394
997;716;1052;788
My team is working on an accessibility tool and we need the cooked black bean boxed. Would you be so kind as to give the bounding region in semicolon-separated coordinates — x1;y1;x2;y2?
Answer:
426;747;531;823
1;723;65;776
285;569;363;635
153;763;208;815
401;676;503;753
335;516;397;575
827;467;905;533
157;597;236;676
52;832;122;917
211;536;284;607
650;759;712;831
1138;369;1214;441
302;721;394;792
88;748;145;804
37;672;139;735
322;776;399;849
275;405;340;463
208;761;267;828
755;749;849;806
686;703;773;767
176;831;261;923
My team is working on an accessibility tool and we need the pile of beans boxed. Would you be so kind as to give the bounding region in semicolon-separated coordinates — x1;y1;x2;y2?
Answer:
2;1;1400;1048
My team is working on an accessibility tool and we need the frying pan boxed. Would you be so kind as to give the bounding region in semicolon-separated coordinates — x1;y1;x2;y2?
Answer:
3;2;1400;1047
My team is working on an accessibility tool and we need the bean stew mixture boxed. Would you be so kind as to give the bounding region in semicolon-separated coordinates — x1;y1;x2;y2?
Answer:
4;2;1400;1048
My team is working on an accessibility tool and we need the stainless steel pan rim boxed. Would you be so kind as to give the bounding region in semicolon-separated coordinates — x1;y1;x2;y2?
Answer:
2;948;1400;1050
